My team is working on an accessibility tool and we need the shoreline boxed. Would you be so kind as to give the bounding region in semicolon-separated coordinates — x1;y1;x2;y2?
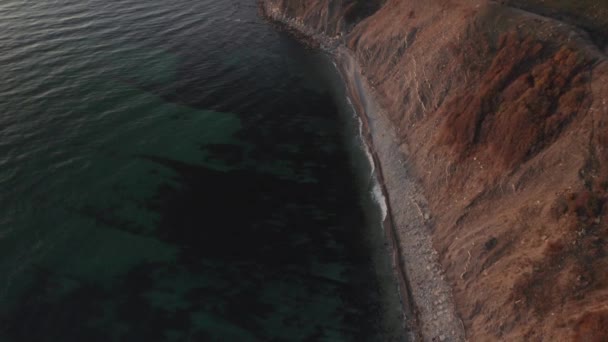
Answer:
336;52;421;341
258;2;465;340
335;48;465;342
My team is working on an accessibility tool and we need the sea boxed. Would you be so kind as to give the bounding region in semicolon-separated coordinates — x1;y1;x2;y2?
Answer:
0;0;405;340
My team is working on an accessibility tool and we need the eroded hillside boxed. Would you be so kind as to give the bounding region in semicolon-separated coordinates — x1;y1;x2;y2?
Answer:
260;0;608;340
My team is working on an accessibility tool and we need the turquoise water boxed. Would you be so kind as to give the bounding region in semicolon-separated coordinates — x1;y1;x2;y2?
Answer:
0;0;404;340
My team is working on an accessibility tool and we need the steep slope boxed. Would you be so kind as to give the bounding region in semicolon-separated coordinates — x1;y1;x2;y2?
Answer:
260;0;608;340
504;0;608;48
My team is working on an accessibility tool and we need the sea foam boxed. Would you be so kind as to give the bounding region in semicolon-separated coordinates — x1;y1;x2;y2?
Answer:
346;95;388;222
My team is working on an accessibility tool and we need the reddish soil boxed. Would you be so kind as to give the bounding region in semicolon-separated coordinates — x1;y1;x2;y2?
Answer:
261;0;608;340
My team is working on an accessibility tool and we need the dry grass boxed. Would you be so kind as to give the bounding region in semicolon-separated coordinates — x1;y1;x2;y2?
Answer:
262;0;608;339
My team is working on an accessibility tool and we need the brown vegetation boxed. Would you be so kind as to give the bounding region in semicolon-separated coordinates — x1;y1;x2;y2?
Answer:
261;0;608;340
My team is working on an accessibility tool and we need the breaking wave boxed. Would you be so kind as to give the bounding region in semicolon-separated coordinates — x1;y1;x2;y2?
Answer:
346;95;388;222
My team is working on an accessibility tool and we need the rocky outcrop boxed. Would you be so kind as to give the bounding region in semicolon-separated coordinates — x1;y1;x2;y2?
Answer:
260;0;608;340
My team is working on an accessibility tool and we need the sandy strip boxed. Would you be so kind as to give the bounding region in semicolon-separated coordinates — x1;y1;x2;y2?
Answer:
335;48;466;342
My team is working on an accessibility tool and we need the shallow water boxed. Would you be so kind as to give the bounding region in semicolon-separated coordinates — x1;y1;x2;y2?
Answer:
0;0;404;340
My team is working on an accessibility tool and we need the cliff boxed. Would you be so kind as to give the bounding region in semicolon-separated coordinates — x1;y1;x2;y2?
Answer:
260;0;608;341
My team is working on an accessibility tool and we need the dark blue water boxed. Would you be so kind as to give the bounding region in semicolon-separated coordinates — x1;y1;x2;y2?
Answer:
0;0;404;340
